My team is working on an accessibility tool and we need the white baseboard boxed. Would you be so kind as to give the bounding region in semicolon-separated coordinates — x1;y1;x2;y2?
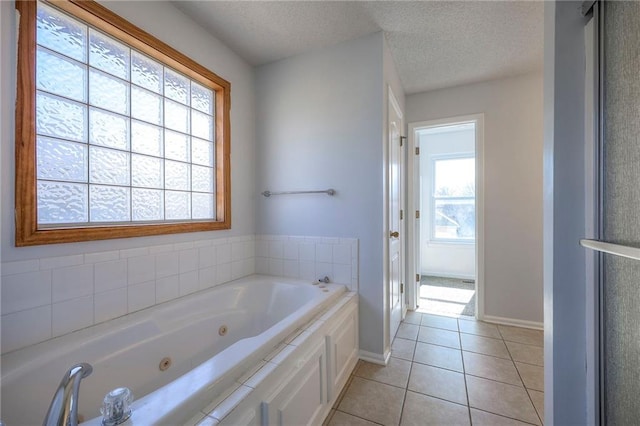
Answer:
420;271;475;281
359;349;390;366
482;315;544;330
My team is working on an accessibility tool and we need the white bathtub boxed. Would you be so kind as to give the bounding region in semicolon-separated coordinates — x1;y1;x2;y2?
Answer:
0;275;345;426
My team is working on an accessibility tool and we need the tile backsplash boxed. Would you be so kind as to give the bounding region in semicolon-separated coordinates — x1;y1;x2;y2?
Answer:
1;234;359;354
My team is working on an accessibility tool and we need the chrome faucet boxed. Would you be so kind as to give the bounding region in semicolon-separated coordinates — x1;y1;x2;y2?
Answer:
43;363;93;426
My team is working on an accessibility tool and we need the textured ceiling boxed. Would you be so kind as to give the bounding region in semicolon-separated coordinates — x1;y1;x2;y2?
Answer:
173;1;543;94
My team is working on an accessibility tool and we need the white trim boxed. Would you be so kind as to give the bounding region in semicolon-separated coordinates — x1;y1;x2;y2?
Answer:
358;349;391;366
483;315;544;331
407;114;485;320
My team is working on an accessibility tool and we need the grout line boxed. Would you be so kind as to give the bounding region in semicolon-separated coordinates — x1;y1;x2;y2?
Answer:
333;409;385;425
471;407;541;426
458;320;473;426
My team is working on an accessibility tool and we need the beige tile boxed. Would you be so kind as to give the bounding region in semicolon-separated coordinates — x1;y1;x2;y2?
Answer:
391;337;416;361
421;313;459;331
463;351;522;386
404;311;423;325
338;377;405;426
460;333;510;359
408;362;467;405
498;325;543;347
528;389;544;422
506;341;544;366
470;408;534;425
417;326;461;349
396;323;419;340
333;374;354;408
400;390;470;426
413;342;463;372
516;362;544;391
466;375;540;425
324;409;336;426
329;410;381;426
458;319;502;339
354;358;411;388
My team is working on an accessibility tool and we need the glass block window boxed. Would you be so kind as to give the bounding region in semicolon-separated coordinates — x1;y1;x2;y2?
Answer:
15;0;231;245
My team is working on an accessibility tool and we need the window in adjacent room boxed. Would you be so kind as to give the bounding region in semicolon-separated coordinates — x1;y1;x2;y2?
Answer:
15;0;231;246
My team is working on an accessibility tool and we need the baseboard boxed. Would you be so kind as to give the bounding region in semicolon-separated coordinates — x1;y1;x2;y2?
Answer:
358;349;390;366
420;271;475;281
482;315;544;330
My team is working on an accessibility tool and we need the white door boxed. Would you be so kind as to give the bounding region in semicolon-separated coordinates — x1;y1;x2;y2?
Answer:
388;90;403;339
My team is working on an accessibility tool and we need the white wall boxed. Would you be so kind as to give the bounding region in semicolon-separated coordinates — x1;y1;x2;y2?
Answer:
407;72;544;325
419;128;475;279
0;1;257;351
255;32;404;358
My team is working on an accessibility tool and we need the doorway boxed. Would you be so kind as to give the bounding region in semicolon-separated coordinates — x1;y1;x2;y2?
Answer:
407;115;484;319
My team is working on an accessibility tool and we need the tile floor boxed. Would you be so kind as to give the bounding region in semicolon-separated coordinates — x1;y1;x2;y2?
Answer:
324;312;544;426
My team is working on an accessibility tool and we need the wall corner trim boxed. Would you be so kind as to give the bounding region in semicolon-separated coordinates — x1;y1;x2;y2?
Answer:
358;349;390;366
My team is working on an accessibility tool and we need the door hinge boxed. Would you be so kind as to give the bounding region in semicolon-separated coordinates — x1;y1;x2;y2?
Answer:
401;283;404;293
400;136;406;147
415;147;420;155
415;210;420;219
416;274;420;282
400;209;404;220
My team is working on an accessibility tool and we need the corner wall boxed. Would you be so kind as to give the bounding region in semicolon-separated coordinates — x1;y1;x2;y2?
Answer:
407;72;544;325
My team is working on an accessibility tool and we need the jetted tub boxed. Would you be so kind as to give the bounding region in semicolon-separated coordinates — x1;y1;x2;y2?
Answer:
0;275;346;425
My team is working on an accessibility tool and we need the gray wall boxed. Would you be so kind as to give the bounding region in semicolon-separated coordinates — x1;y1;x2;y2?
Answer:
407;72;544;325
543;1;590;424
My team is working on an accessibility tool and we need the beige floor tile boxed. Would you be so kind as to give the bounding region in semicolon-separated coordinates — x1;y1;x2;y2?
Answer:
417;326;461;349
354;358;411;388
506;341;544;366
528;389;544;422
400;390;470;426
470;408;534;425
333;374;354;408
329;410;382;426
498;325;543;347
458;319;502;339
421;314;459;331
338;377;405;426
391;337;416;361
460;333;510;359
404;311;423;325
516;362;544;391
413;341;463;372
466;375;540;425
408;362;467;405
396;323;420;340
463;351;522;386
324;409;336;426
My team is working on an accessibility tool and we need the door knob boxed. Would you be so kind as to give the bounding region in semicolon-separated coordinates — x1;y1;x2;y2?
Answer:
390;231;399;238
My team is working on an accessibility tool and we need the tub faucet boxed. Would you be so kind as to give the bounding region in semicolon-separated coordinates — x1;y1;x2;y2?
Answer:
319;276;330;283
43;363;93;426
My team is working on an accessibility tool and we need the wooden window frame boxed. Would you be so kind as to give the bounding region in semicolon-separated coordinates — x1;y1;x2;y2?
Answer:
15;0;231;246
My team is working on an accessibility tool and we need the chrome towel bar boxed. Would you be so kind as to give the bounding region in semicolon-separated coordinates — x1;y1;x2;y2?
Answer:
580;239;640;261
261;189;335;197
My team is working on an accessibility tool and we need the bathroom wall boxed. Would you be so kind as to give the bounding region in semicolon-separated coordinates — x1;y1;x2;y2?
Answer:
407;72;544;325
255;32;403;359
0;1;257;351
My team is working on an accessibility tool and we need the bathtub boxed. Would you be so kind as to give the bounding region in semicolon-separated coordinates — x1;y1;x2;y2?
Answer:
0;275;346;425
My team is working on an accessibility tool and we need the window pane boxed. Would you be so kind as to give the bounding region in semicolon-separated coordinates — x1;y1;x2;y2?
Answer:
434;158;475;197
37;3;87;63
89;108;129;150
132;188;163;221
192;193;213;219
191;81;213;115
37;136;87;182
89;146;130;185
36;91;87;142
131;51;162;94
165;131;190;162
191;138;213;167
89;69;129;115
192;165;213;193
165;191;190;220
131;121;163;157
165;99;190;134
132;154;163;189
89;28;130;80
192;109;213;141
165;160;190;191
37;47;87;102
434;199;475;240
37;181;88;224
164;68;190;105
131;86;163;125
90;185;130;222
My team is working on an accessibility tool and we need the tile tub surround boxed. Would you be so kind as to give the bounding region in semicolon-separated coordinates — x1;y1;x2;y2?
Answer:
1;234;359;354
324;313;544;426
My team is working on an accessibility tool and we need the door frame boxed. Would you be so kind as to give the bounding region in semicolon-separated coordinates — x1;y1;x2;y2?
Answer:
407;114;485;319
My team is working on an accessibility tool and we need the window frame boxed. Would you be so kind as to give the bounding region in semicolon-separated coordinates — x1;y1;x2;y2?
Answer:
429;153;476;244
15;0;231;246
